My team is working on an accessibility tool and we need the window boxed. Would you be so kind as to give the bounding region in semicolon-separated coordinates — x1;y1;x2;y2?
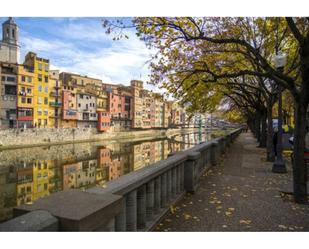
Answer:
44;119;47;126
12;29;15;38
27;98;32;104
38;85;42;92
38;97;42;104
38;63;42;71
5;85;16;95
38;74;42;82
27;77;32;83
1;76;5;81
21;97;26;103
78;103;81;107
80;94;83;99
27;88;31;94
44;64;49;71
44;86;48;93
6;76;16;82
44;109;48;115
44;97;48;105
21;87;25;92
44;76;48;83
21;76;26;82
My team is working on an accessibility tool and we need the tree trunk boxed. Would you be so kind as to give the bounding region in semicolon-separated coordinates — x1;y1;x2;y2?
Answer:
255;113;261;142
266;103;275;161
259;111;267;147
293;101;308;203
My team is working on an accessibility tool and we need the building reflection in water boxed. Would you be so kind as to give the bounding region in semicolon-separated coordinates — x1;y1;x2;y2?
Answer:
0;131;209;222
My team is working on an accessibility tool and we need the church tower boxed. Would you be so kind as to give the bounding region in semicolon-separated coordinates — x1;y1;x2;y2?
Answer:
0;17;20;63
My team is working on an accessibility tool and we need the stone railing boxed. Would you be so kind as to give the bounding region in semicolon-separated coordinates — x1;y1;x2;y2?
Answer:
0;128;242;231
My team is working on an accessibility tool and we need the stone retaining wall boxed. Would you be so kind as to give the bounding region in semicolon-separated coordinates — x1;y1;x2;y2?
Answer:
0;127;195;150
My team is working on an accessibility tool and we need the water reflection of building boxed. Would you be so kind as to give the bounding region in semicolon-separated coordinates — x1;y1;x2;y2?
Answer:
16;164;33;205
132;140;168;171
62;159;97;190
0;166;17;221
32;160;51;200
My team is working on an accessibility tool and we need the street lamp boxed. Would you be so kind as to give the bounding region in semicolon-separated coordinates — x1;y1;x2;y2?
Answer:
272;52;287;173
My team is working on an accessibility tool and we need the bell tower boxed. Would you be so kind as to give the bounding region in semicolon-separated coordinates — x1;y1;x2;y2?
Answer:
2;17;19;45
0;17;20;63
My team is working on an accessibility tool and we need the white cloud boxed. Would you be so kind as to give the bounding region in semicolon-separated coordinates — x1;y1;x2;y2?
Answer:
19;20;157;90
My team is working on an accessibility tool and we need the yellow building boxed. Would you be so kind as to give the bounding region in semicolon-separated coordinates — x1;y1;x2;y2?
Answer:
48;70;62;128
32;160;51;200
16;65;34;128
24;52;50;128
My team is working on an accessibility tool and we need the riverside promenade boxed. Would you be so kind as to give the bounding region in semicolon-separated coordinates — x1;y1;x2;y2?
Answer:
155;132;309;231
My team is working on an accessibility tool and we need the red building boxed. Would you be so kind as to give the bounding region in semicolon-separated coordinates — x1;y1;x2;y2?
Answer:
103;84;132;131
97;111;111;132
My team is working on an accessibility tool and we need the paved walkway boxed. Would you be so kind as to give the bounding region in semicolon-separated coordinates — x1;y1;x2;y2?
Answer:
155;132;309;231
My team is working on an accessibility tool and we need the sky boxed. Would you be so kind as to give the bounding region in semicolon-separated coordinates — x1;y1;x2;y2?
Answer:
0;17;160;91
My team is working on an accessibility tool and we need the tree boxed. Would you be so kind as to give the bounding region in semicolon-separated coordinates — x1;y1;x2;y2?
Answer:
104;17;309;203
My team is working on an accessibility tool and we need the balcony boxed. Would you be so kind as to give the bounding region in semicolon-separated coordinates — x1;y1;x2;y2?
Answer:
50;91;61;97
65;110;77;116
49;101;62;107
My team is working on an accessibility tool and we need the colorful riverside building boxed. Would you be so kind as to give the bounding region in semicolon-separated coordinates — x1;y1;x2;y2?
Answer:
48;70;62;128
24;52;50;128
16;65;34;128
104;83;132;132
0;62;18;128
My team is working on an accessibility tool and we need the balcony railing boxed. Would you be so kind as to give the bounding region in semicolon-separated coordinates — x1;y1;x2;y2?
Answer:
49;102;62;107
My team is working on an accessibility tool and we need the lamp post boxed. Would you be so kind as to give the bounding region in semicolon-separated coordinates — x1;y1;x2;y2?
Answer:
272;52;287;173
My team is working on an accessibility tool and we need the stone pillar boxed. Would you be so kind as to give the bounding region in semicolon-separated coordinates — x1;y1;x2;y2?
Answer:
184;151;201;193
126;190;137;231
211;141;219;166
115;202;126;231
176;164;181;194
106;217;115;231
160;173;167;208
146;180;154;221
167;170;172;202
137;185;146;230
154;177;161;213
180;162;184;191
171;167;177;198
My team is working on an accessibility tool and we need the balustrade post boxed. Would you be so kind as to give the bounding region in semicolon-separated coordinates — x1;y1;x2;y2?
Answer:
160;173;167;208
126;190;137;231
115;202;126;231
154;177;161;213
184;151;201;193
180;162;184;191
176;165;181;194
171;167;177;198
167;170;172;202
146;181;155;221
137;185;146;230
211;141;219;166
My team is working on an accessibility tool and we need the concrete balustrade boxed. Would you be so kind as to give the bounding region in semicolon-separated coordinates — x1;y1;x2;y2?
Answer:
0;128;242;232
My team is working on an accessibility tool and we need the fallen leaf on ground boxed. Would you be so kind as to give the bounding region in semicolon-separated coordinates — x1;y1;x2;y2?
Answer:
278;225;287;229
228;208;235;211
184;214;191;220
239;219;252;225
170;206;176;214
222;225;228;228
225;211;233;216
216;206;222;210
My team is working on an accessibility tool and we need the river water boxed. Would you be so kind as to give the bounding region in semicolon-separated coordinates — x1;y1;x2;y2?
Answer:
0;130;212;222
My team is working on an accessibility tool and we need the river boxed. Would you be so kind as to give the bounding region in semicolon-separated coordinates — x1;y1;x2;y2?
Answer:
0;130;213;222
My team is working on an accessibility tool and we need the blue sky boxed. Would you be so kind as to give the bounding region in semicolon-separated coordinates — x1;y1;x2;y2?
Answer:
0;17;157;89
